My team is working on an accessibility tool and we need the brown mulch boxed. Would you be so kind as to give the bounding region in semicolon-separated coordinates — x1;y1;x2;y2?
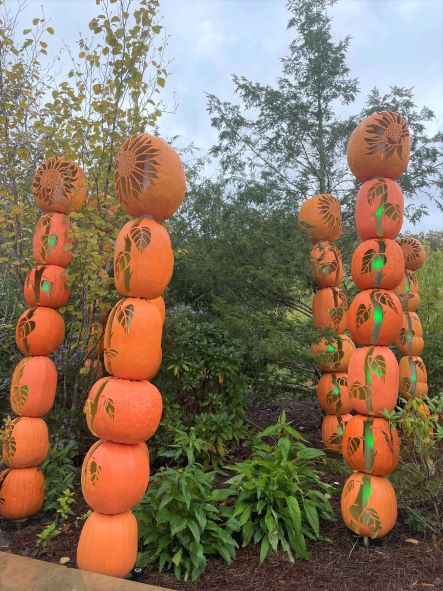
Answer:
1;399;443;591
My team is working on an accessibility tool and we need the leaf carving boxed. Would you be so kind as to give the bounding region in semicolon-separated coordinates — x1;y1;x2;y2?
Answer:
343;479;355;497
129;220;151;252
374;290;398;312
89;460;101;488
13;385;29;408
349;381;371;401
359;507;382;537
347;437;361;456
367;180;388;206
3;436;16;462
104;398;115;422
356;303;371;327
361;249;377;274
116;303;134;335
382;429;394;453
369;355;386;382
337;376;348;387
383;202;400;221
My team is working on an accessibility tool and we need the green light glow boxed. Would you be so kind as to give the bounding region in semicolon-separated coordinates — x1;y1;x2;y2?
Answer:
373;308;383;323
41;280;50;294
405;283;410;292
48;234;58;247
327;345;335;352
407;332;413;341
362;477;372;506
332;384;340;394
372;256;384;270
375;206;384;218
321;266;328;274
374;368;382;378
411;372;417;382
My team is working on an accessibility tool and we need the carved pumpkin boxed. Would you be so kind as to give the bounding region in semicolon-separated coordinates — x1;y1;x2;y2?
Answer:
10;356;57;417
347;111;410;182
397;237;426;271
104;298;162;380
311;335;355;372
77;510;138;578
0;467;45;520
86;324;104;358
341;472;397;538
298;194;342;242
114;217;173;299
24;265;70;308
342;416;400;476
81;440;149;514
312;288;347;333
348;289;402;346
394;270;419;312
2;417;49;468
150;296;165;325
32;157;87;214
115;133;186;221
310;241;344;288
398;356;428;399
348;346;399;416
321;414;352;452
355;177;404;241
395;312;424;356
316;373;351;415
351;239;404;290
85;377;163;444
16;307;65;356
33;213;73;267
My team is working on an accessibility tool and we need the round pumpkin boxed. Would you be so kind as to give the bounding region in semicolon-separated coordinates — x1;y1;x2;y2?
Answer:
104;298;162;380
321;414;352;452
395;312;424;356
310;241;344;287
398;356;428;399
10;356;57;417
397;237;426;271
351;239;404;290
114;217;173;299
81;440;149;514
342;415;400;476
16;307;65;356
33;212;73;267
77;510;138;578
355;177;404;241
24;265;70;308
298;194;342;242
311;335;355;372
150;296;165;325
115;133;186;220
32;156;87;214
2;417;49;468
316;373;351;415
85;377;163;444
341;472;397;538
348;289;402;346
86;324;104;358
0;467;45;520
347;111;410;182
312;288;347;333
348;346;399;417
394;271;419;312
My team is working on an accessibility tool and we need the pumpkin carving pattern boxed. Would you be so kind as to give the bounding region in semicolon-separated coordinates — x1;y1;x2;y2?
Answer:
33;157;87;214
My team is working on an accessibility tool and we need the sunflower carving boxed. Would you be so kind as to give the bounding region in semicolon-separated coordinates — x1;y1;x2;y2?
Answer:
397;237;423;265
364;111;409;161
318;194;342;237
33;157;84;211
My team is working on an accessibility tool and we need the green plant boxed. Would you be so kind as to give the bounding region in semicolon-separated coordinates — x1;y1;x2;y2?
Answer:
40;441;77;513
36;521;62;549
56;488;76;520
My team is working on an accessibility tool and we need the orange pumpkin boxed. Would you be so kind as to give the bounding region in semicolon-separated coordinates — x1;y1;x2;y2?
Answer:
355;177;404;241
395;312;424;356
342;415;400;476
312;288;347;333
394;271;419;312
348;346;398;416
33;212;73;267
321;414;352;452
24;265;70;308
115;133;186;221
398;356;428;399
347;111;410;182
86;324;104;358
348;289;402;346
298;194;342;242
311;335;355;372
32;157;87;214
150;296;166;325
114;217;173;299
77;510;138;578
397;237;426;271
310;241;344;288
316;373;351;415
2;417;49;468
81;440;150;514
0;467;45;520
351;239;404;290
104;298;162;380
341;472;397;538
85;377;163;444
16;307;65;356
10;356;57;417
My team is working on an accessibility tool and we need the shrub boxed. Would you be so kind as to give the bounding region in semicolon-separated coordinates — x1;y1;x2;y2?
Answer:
40;440;77;513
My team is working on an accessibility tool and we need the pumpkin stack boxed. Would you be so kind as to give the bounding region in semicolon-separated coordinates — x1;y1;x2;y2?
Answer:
77;133;186;578
0;158;86;520
298;194;354;451
341;111;410;539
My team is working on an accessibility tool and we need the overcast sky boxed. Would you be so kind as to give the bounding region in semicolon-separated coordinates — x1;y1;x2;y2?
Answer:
20;0;443;231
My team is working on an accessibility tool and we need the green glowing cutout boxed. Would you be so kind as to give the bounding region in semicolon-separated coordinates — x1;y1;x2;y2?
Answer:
48;234;58;247
375;206;384;218
405;283;410;292
373;307;383;323
407;332;413;341
41;280;50;294
321;266;328;274
372;255;385;270
327;345;335;352
332;384;340;394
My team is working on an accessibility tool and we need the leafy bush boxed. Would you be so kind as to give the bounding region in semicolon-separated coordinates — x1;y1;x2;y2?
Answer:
40;441;77;513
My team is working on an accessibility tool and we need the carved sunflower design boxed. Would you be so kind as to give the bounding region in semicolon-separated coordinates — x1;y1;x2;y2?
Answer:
397;237;422;265
364;111;409;161
317;194;342;236
33;157;79;208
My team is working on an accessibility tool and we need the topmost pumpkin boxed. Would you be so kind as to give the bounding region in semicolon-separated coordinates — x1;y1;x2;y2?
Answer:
115;134;186;221
347;111;410;182
32;157;87;214
298;193;342;242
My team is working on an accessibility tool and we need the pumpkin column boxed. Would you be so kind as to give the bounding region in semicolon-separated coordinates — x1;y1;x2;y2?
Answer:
0;158;86;520
77;134;185;578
